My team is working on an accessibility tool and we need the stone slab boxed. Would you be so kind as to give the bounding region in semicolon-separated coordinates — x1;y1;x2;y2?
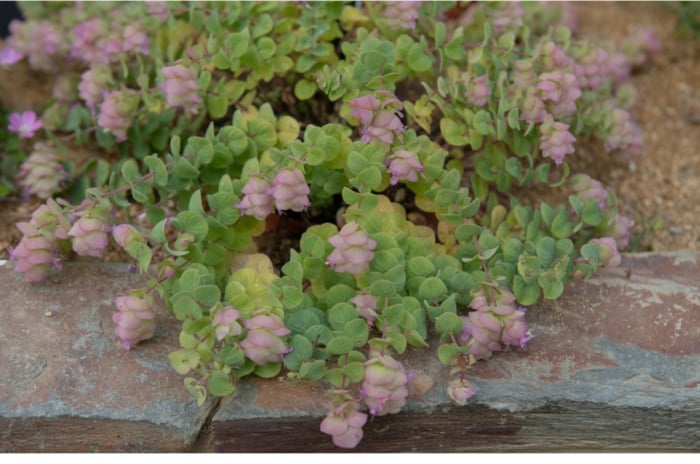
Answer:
213;252;700;451
0;261;216;452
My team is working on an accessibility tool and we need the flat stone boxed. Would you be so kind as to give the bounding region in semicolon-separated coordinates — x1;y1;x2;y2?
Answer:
213;252;700;451
0;261;215;452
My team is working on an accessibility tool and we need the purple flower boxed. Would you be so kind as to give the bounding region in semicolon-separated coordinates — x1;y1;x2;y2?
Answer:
112;293;156;350
603;108;643;156
326;222;377;275
10;229;60;283
0;45;23;66
8;111;43;138
320;401;367;449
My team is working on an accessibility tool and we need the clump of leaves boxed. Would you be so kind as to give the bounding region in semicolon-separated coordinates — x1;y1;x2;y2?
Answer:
2;1;658;449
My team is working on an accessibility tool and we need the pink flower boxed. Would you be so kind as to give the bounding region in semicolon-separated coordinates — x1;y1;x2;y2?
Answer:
610;213;633;250
0;45;23;66
537;71;581;118
539;115;576;166
160;65;201;115
269;168;311;213
237;175;275;220
68;204;112;258
348;90;405;146
16;143;67;199
447;378;476;406
326;222;377;275
10;228;61;283
112;293;156;350
212;307;243;341
386;150;423;185
8;111;43;138
320;401;367;449
362;352;409;416
240;313;291;365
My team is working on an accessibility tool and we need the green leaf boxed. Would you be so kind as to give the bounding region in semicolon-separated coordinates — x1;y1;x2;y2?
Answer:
169;349;200;375
435;312;463;335
208;370;235;396
175;211;209;241
294;79;317;100
437;343;460;365
440;118;469;147
254;362;282;379
342;362;365;383
539;274;565;300
418;277;448;301
143;155;168;186
207;94;229;119
120;159;140;182
535;236;556;268
184;377;207;406
513;275;541;305
215;347;246;368
326;336;355;355
406;42;433;72
327;302;358;331
343;318;369;346
173;294;202;320
298;359;326;380
581;199;603;226
174;158;200;179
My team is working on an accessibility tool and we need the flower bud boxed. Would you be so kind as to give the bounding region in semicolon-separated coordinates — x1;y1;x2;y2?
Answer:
79;66;112;110
447;377;476;406
386;150;423;185
588;237;621;268
501;310;531;348
269;168;311;212
350;293;379;326
571;173;608;209
212;307;243;341
16;143;67;199
240;313;291;365
381;2;422;31
112;224;142;250
112;293;156;350
160;65;201;115
320;400;367;449
603;108;642;156
467;74;491;107
97;90;138;142
326;222;377;275
362;353;409;416
10;229;61;283
539;115;576;166
237;175;275;220
349;90;405;146
68;204;111;258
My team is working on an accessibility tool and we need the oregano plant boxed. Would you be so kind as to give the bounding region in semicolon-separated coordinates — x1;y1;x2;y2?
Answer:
2;1;658;448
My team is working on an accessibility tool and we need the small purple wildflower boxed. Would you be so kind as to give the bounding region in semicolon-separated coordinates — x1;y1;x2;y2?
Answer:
8;111;43;138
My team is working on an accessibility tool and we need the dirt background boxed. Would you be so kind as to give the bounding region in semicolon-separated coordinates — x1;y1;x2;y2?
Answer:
0;2;699;260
